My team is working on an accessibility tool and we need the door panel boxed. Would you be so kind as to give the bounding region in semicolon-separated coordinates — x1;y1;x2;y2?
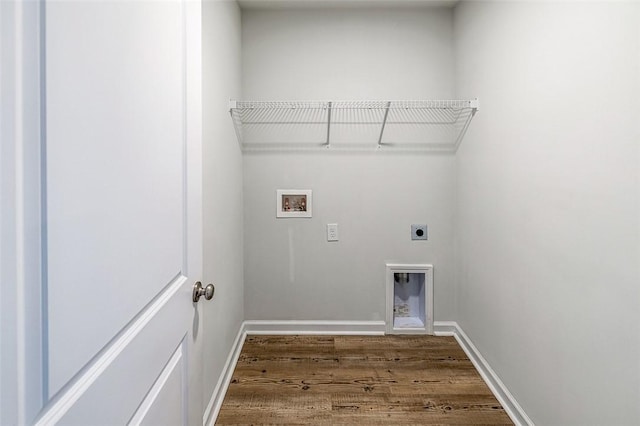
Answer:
48;277;191;425
45;0;185;396
32;0;204;424
131;339;187;426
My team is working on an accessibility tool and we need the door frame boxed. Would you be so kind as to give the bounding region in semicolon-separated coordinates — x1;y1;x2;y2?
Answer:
1;1;45;424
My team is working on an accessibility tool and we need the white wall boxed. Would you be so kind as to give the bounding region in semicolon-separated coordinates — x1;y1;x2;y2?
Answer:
241;7;458;321
454;2;640;424
242;7;454;100
201;0;244;418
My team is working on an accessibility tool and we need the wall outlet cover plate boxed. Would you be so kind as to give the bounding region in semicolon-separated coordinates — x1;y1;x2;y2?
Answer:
327;223;339;241
411;224;427;240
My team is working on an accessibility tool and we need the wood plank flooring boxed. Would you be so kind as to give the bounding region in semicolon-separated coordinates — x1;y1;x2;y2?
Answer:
216;335;513;425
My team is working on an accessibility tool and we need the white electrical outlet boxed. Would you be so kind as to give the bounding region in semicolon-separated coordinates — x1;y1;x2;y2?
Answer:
327;223;339;241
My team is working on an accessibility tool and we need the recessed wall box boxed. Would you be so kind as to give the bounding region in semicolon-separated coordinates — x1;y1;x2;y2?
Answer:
386;264;433;335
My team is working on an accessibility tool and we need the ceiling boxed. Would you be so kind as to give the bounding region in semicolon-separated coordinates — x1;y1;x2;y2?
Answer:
237;0;460;10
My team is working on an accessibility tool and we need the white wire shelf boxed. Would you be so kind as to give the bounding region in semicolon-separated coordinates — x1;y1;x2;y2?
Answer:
229;99;479;152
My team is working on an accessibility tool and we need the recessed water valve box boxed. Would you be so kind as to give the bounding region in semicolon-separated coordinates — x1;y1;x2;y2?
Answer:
411;224;427;240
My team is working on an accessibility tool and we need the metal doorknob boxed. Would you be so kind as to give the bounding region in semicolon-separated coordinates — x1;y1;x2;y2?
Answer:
192;281;215;302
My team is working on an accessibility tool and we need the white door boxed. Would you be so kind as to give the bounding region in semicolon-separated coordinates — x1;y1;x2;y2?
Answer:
1;1;205;424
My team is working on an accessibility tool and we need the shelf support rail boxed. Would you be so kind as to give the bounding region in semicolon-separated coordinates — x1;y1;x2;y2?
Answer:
377;101;392;148
325;101;332;147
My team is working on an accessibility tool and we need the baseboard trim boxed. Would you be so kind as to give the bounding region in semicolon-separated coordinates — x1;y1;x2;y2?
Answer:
434;321;533;426
203;322;247;426
433;320;458;336
244;320;386;335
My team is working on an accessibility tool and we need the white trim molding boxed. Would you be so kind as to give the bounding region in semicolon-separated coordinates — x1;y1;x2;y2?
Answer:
0;1;45;423
244;320;386;335
434;321;534;426
203;322;247;426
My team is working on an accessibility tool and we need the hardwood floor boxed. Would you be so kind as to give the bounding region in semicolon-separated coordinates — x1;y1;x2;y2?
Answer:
216;335;513;425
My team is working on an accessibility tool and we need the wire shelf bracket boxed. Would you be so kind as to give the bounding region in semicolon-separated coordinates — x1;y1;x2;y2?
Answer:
377;101;392;148
325;101;332;148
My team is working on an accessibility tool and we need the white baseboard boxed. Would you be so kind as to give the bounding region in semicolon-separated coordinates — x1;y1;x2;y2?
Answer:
433;320;458;336
434;321;534;426
206;320;532;426
203;322;247;426
244;319;386;335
